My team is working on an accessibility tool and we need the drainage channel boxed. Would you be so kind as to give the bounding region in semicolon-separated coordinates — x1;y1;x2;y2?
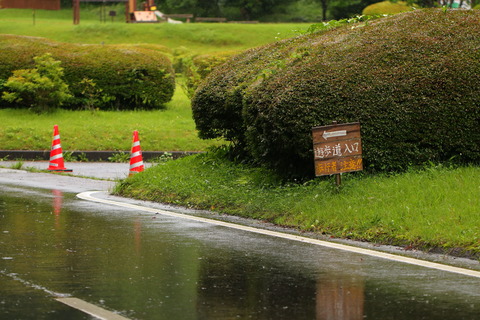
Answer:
78;191;480;279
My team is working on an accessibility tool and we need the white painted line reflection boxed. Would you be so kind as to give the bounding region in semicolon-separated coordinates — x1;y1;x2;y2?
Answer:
0;270;130;320
56;297;130;320
77;191;480;279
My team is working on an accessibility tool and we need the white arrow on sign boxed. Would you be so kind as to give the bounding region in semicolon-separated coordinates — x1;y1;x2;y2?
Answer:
322;130;347;140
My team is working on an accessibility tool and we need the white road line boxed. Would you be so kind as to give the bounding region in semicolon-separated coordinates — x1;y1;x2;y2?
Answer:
0;271;130;320
0;270;69;298
77;191;480;279
56;297;130;320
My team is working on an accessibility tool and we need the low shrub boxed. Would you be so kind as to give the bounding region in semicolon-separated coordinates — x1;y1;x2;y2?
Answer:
192;45;282;148
2;53;72;113
192;9;480;178
0;35;175;110
180;51;237;98
362;1;415;15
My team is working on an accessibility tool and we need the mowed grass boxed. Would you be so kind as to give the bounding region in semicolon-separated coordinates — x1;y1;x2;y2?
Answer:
0;84;222;151
0;8;308;53
115;152;480;255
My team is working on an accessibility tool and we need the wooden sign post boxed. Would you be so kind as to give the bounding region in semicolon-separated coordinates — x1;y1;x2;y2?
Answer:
312;122;363;186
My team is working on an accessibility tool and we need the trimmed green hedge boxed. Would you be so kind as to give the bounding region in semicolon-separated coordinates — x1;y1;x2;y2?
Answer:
192;9;480;178
180;51;238;98
362;1;415;15
0;35;175;110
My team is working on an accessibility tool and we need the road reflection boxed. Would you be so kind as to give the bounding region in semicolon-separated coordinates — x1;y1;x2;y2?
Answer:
52;189;63;229
134;218;142;255
316;273;365;320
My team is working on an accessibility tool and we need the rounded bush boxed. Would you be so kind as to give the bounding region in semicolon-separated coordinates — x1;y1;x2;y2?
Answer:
192;43;285;146
192;9;480;178
181;51;237;98
0;35;175;110
362;1;415;15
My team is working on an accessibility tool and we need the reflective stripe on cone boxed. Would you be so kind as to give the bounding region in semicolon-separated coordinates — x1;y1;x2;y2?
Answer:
129;130;144;176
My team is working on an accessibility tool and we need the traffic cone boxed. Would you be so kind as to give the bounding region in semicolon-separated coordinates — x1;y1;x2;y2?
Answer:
129;130;144;176
47;125;72;172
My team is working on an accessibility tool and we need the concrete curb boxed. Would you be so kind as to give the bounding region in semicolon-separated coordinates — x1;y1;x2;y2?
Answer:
0;150;201;161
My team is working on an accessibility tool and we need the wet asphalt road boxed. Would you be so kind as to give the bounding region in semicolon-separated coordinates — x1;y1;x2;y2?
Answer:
0;160;152;181
0;160;154;193
0;161;136;193
1;160;480;272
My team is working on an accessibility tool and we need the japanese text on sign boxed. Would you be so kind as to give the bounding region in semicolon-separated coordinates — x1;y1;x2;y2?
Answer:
314;142;360;159
312;122;363;176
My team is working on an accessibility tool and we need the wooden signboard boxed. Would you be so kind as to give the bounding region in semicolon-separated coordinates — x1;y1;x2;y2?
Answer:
133;11;157;22
312;122;363;177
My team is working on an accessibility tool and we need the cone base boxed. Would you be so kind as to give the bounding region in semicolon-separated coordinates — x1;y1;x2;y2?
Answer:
48;169;73;172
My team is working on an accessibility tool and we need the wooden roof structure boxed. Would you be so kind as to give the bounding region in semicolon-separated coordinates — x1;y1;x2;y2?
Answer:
0;0;60;10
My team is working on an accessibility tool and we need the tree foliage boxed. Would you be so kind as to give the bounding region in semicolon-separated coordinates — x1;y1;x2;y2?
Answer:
157;0;304;20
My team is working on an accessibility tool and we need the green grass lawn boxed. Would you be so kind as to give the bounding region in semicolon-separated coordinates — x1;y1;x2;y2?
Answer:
0;8;308;54
0;81;222;152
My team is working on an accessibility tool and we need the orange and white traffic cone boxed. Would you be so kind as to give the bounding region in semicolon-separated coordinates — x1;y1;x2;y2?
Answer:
47;125;72;172
129;130;144;176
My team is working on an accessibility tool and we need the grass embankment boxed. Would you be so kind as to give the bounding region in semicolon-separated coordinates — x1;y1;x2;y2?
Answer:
114;151;480;258
0;82;221;152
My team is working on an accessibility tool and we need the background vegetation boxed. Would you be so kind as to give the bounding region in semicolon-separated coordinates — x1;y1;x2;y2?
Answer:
0;8;306;52
2;53;73;113
0;81;220;151
0;34;175;110
192;9;480;178
52;0;376;22
54;0;480;21
362;1;415;14
180;51;238;98
0;7;305;152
